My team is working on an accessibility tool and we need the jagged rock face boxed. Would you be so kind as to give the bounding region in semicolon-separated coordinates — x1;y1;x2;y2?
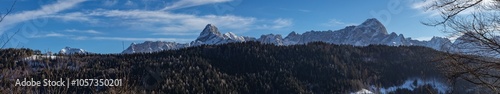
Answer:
258;34;283;45
283;31;301;45
243;36;257;42
123;18;455;54
281;18;452;48
283;19;406;46
196;24;224;43
191;24;247;46
354;18;388;35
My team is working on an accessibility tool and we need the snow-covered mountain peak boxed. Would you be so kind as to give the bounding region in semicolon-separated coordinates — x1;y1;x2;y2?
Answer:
196;24;223;42
190;24;248;45
355;18;388;35
59;46;87;54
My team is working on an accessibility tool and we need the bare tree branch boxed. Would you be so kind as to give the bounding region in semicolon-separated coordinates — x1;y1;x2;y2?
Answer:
0;0;18;49
0;0;16;23
1;29;20;48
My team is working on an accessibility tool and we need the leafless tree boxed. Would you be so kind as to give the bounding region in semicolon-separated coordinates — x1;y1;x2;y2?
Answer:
0;0;18;49
423;0;500;93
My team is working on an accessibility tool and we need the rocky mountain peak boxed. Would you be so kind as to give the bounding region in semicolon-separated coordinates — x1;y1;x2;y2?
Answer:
287;31;299;37
356;18;388;35
258;34;284;45
196;24;223;42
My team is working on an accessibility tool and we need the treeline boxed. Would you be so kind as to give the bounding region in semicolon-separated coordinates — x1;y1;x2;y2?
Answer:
1;41;446;93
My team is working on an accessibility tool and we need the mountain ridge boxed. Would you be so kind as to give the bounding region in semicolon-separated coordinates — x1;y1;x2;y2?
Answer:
122;18;453;53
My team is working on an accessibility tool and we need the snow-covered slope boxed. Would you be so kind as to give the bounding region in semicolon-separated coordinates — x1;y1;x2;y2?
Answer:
59;47;88;54
123;18;455;54
122;41;190;54
351;89;374;94
374;78;449;94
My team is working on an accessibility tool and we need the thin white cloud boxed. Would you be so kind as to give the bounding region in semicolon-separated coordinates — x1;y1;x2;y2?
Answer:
84;30;102;34
257;18;293;29
413;36;434;41
29;32;193;42
45;33;65;37
92;37;193;42
44;12;95;22
65;29;103;34
161;0;232;11
322;19;356;27
279;8;311;13
30;32;67;38
28;0;288;37
324;19;344;27
83;9;256;35
49;8;289;35
411;0;447;16
411;0;436;10
298;9;311;13
28;29;103;39
0;0;87;33
72;36;88;40
273;18;293;29
103;0;118;6
125;0;136;6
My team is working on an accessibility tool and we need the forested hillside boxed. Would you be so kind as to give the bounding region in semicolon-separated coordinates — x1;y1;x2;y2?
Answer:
1;41;448;93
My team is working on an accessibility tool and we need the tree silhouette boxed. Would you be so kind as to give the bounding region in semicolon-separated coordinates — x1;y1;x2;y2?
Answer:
422;0;500;92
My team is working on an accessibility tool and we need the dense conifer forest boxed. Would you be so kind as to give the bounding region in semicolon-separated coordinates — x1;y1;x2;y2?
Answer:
0;41;450;93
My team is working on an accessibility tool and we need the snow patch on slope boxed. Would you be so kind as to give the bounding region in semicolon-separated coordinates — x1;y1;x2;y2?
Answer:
373;78;449;94
351;88;374;94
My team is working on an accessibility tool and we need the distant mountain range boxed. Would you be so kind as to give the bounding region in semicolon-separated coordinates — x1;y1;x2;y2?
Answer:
59;46;88;54
122;18;457;54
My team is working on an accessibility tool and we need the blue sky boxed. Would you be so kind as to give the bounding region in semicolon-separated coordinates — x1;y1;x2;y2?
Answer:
0;0;448;53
